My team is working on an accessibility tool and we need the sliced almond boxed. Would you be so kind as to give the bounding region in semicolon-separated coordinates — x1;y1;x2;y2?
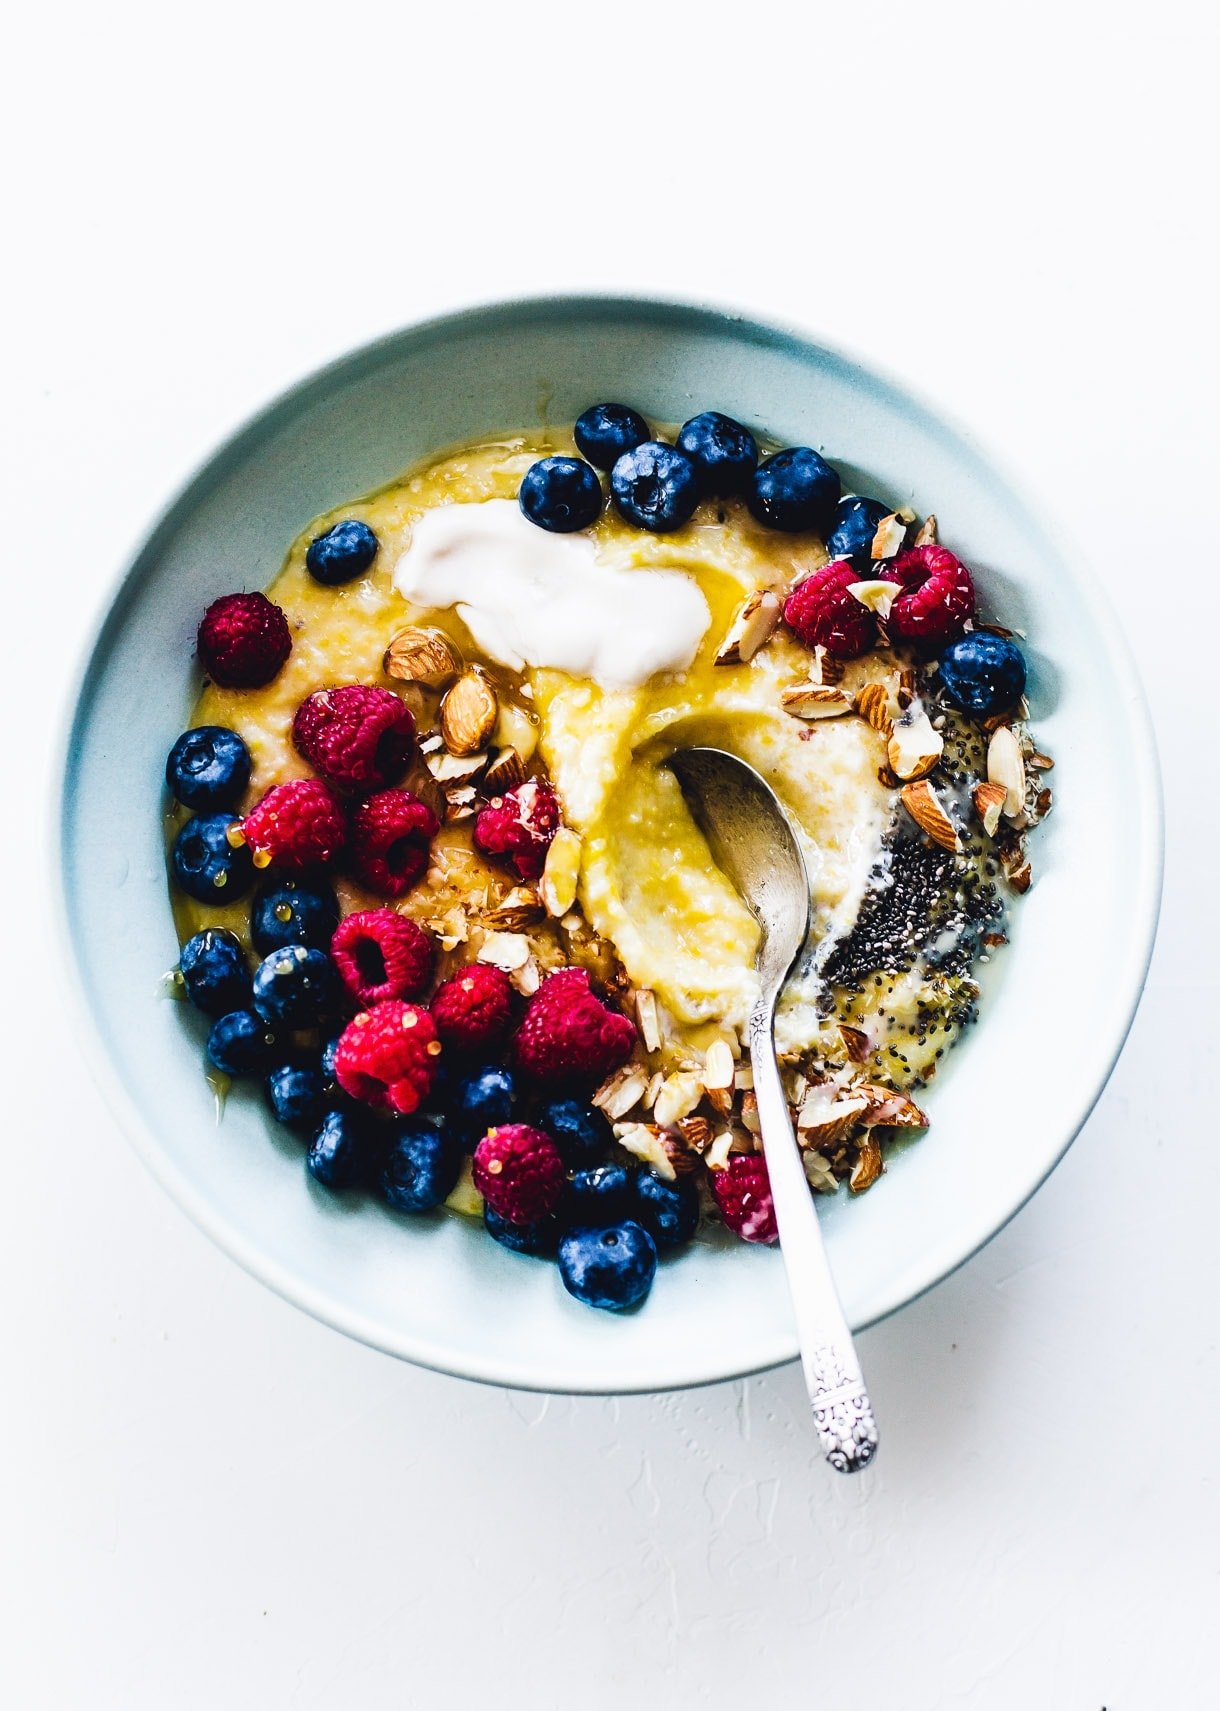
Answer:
1003;852;1033;893
476;930;531;971
900;779;961;852
429;750;488;785
510;956;542;996
715;589;781;666
897;665;917;709
705;1084;735;1121
847;578;903;619
402;760;446;825
444;785;478;823
987;724;1026;819
677;1113;714;1153
634;989;661;1054
839;1024;872;1064
653;1072;704;1129
797;1088;869;1147
802;1149;841;1194
733;1063;754;1092
706;1130;735;1172
483;886;544;931
540;826;582;917
870;512;908;560
440;669;498;756
887;706;944;781
781;684;853;720
849;1136;884;1194
1028;752;1055;771
592;1066;650;1121
972;780;1007;837
703;1038;735;1091
856;1084;928;1128
614;1122;676;1182
809;645;845;686
384;626;462;688
482;746;526;794
854;681;894;733
912;514;938;547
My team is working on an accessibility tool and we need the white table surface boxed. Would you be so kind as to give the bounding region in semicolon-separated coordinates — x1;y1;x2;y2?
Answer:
6;2;1216;1705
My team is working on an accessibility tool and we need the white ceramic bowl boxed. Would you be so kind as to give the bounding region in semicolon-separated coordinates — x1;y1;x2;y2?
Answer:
57;296;1162;1393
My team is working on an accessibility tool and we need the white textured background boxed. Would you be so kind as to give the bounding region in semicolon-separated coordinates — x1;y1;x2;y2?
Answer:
5;2;1216;1705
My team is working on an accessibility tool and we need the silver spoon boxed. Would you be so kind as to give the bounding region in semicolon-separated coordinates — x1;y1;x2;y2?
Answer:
667;746;879;1473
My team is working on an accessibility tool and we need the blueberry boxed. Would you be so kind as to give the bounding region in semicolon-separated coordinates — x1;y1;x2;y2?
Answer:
610;441;700;533
305;519;379;586
165;726;251;812
320;1032;342;1084
250;879;340;955
518;456;603;533
171;813;254;904
826;495;890;565
557;1221;658;1311
452;1064;516;1146
574;402;650;472
308;1107;380;1191
537;1098;612;1168
379;1118;463;1212
938;631;1028;718
633;1168;699;1250
265;1064;328;1129
676;411;759;498
748;446;841;534
178;929;251;1016
563;1163;634;1227
483;1202;560;1258
251;946;341;1028
206;1009;280;1077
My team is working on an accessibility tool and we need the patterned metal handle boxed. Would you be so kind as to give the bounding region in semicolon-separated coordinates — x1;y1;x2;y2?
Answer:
749;1004;879;1473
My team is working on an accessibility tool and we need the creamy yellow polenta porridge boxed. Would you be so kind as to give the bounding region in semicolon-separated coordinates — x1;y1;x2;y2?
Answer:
165;408;1049;1299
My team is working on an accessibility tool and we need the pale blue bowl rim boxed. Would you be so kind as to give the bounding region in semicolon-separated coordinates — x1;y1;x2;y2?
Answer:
52;292;1164;1393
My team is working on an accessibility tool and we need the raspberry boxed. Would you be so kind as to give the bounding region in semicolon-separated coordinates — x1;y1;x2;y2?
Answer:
333;999;441;1114
292;685;416;794
513;967;636;1088
430;963;513;1054
350;789;439;897
710;1153;778;1244
197;593;292;688
782;562;876;659
887;545;976;653
473;777;560;881
240;779;347;870
472;1123;565;1225
331;909;435;1005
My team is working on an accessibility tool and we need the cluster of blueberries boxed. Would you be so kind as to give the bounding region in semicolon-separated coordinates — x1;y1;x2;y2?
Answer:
519;401;876;542
166;725;691;1311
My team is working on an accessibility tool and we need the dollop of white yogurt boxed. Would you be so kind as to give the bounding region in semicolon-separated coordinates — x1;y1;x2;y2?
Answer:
392;500;710;689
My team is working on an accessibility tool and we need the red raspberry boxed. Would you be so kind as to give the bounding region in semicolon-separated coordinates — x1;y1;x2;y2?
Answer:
333;999;441;1114
240;779;347;870
710;1153;779;1244
473;777;560;881
782;563;876;660
350;789;439;897
513;967;636;1088
887;545;976;653
472;1123;565;1224
292;685;416;794
331;909;435;1006
197;592;292;688
430;963;514;1054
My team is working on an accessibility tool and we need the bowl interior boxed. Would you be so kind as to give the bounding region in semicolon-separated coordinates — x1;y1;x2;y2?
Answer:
59;298;1160;1392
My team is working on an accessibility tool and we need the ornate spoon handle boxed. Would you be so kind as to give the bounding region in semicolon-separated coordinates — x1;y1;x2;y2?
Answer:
749;1005;879;1473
